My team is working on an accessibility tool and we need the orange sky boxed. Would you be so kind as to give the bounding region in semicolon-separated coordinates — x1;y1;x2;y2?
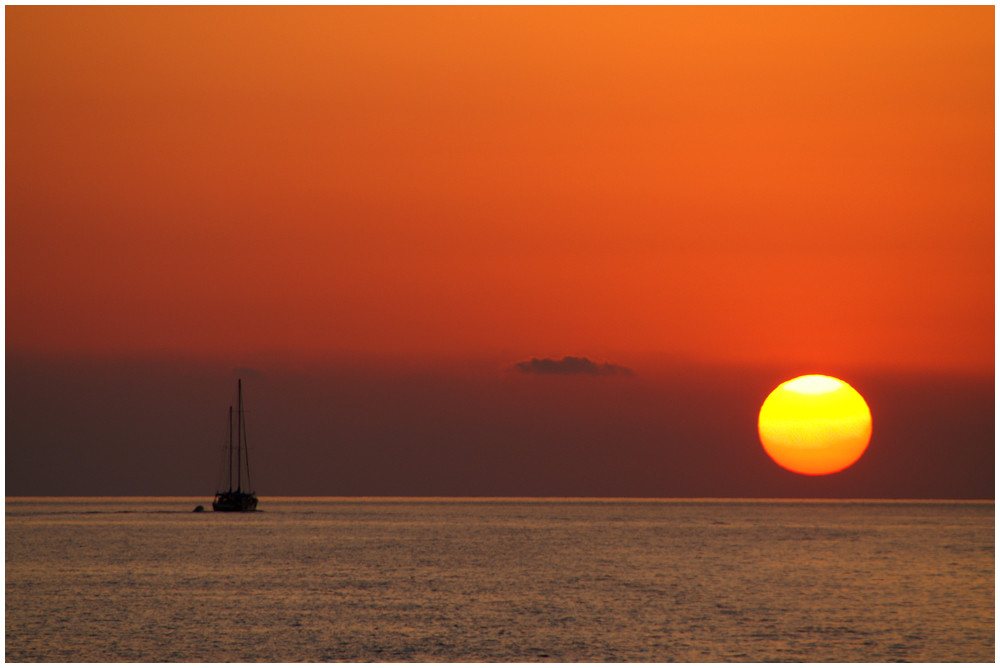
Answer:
6;6;994;373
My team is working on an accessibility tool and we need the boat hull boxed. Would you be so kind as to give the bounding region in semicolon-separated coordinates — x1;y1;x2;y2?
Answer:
212;492;258;512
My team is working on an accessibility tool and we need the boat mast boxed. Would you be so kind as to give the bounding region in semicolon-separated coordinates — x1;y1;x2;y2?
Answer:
236;379;243;493
242;390;253;492
227;405;234;493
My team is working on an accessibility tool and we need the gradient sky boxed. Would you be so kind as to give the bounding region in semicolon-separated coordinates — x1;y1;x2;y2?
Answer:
6;7;994;498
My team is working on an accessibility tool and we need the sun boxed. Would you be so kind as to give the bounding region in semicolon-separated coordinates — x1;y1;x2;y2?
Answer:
758;375;872;475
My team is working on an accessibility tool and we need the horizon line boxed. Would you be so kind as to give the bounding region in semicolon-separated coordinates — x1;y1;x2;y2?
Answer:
6;495;993;503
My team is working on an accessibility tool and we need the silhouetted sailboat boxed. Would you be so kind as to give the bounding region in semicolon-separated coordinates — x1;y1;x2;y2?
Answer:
213;379;259;512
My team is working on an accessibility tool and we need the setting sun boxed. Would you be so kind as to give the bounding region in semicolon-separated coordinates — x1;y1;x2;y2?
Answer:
758;375;872;475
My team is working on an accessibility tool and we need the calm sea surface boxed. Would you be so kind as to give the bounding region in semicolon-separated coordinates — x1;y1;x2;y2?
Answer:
5;497;994;662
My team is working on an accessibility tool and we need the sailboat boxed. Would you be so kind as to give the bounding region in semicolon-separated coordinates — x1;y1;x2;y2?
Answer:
213;379;259;512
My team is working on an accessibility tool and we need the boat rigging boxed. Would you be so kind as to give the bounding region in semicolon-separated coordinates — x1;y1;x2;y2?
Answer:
213;379;259;512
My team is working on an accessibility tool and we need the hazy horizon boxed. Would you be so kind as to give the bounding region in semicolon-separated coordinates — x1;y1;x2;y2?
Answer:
7;351;993;500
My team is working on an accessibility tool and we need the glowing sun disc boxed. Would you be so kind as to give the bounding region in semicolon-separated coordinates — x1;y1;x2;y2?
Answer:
758;374;872;475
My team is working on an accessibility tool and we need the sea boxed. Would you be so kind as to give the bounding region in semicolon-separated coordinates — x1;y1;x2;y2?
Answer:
5;497;994;663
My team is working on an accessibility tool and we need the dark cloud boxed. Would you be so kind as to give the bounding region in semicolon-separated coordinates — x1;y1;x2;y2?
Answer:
511;356;634;377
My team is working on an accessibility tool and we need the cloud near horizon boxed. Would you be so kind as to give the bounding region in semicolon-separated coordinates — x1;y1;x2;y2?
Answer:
510;356;634;377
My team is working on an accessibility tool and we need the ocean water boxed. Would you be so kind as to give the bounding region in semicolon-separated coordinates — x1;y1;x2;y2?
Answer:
5;498;994;662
